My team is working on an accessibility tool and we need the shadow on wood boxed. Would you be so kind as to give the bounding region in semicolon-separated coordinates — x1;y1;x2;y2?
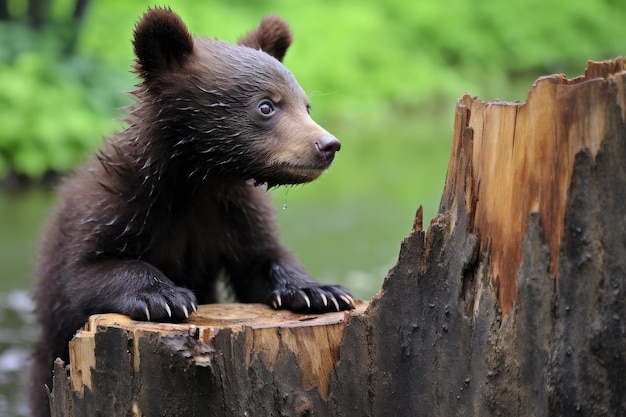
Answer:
51;58;626;416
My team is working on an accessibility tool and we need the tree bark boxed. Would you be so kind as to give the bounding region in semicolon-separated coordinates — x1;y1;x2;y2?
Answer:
50;58;626;416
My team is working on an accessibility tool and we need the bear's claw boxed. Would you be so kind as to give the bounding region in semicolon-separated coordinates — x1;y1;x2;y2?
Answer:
329;296;340;312
340;294;355;308
300;291;311;309
272;294;283;309
320;292;328;307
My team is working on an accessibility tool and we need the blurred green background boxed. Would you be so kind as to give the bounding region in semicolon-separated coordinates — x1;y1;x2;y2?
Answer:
1;0;625;415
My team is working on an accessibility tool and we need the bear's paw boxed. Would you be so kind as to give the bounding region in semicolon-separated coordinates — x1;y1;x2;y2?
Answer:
269;284;355;314
115;275;198;322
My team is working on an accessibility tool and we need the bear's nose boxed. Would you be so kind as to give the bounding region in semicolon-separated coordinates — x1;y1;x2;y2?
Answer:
316;136;341;160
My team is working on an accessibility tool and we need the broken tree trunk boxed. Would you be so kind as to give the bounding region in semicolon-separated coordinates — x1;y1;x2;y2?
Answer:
50;58;626;416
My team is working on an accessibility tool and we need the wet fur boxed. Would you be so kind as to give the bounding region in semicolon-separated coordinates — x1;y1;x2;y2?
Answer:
29;8;353;417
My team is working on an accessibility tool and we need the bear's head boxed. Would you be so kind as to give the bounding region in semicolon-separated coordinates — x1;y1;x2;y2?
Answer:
131;8;340;187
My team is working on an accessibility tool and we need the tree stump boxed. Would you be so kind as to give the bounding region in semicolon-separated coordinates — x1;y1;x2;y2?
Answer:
50;58;626;416
49;303;368;416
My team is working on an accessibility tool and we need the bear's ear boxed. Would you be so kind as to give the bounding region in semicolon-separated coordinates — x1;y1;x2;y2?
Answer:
237;15;292;62
132;7;194;78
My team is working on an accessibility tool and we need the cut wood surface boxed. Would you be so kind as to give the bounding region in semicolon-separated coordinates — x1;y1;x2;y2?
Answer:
51;58;626;416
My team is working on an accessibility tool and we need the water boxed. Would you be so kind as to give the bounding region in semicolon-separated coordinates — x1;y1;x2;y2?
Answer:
0;291;36;417
0;190;55;417
282;187;289;210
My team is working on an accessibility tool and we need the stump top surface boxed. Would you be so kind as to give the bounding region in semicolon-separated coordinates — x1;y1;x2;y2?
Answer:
84;302;368;335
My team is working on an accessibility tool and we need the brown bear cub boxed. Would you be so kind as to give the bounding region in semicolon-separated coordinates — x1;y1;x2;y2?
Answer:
29;8;354;417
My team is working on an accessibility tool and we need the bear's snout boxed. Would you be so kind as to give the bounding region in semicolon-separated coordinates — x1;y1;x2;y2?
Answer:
316;136;341;162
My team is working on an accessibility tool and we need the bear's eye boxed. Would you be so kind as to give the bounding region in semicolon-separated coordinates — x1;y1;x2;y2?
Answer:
258;101;275;117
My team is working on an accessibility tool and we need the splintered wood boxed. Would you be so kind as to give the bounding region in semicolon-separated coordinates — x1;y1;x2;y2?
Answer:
445;58;626;314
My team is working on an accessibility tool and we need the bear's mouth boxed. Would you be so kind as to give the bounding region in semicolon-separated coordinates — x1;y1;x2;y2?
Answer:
259;163;327;186
279;165;325;181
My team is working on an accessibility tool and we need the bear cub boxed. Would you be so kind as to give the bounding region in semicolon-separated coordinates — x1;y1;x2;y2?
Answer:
30;8;353;417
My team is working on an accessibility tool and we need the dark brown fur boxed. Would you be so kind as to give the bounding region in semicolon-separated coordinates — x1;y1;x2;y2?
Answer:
29;8;353;417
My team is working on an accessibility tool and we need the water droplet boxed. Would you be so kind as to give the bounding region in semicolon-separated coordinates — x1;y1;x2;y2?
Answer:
282;188;289;210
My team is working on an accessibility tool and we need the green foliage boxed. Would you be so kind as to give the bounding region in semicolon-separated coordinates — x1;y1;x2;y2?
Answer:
78;0;626;113
0;21;130;180
1;0;626;184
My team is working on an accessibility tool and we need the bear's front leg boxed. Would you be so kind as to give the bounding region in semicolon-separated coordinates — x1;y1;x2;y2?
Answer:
229;252;355;313
70;259;198;322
